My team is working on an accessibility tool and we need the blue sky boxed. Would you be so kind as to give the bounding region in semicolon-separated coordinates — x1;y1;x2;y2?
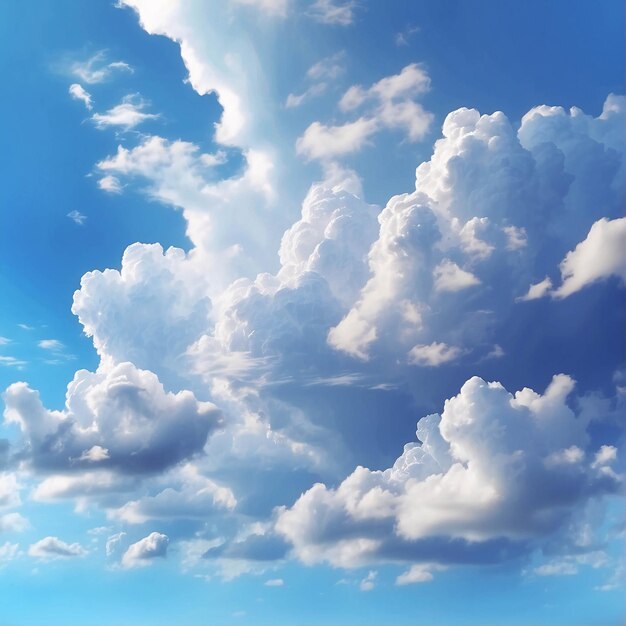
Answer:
0;1;624;624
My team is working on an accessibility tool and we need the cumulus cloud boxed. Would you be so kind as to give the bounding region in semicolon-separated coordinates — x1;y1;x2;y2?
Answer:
121;532;169;568
552;217;626;298
28;536;87;560
276;375;621;571
298;64;432;160
68;83;93;110
408;342;463;367
329;95;625;360
92;95;159;130
3;361;221;475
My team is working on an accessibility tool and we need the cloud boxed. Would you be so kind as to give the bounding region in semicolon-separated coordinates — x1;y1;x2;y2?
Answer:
552;217;626;298
37;339;64;351
329;95;625;360
3;361;221;475
0;513;29;533
92;95;159;130
28;536;87;560
408;342;463;367
121;532;169;568
67;210;87;225
0;542;19;564
68;84;93;110
70;51;133;84
233;0;288;17
307;0;357;26
432;260;480;292
276;375;621;571
296;118;378;160
395;564;438;585
264;578;284;586
517;277;553;302
298;64;432;160
359;570;377;591
97;175;122;193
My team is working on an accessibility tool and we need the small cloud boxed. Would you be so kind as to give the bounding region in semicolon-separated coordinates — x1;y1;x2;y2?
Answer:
264;578;284;587
38;339;64;351
408;342;463;367
18;324;34;331
121;532;169;569
92;94;159;131
0;336;10;345
395;24;420;47
359;570;377;591
396;564;439;585
0;356;27;369
308;0;357;26
68;83;93;110
76;446;110;463
28;537;87;560
517;276;553;302
70;51;133;84
98;175;122;194
67;210;87;225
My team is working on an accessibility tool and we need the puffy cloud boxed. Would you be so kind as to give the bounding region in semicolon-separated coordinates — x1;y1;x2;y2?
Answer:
276;375;621;571
330;96;625;361
68;84;93;110
0;513;29;533
121;532;169;568
408;342;463;367
432;260;480;293
92;95;159;130
3;361;220;475
97;174;122;193
0;473;20;509
553;217;626;298
517;276;553;302
28;536;87;560
298;64;432;161
296;118;378;160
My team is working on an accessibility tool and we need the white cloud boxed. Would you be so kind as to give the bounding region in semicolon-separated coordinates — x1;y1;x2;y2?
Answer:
396;564;439;585
92;95;159;130
276;375;621;570
432;259;480;292
68;84;93;110
264;578;284;586
121;532;169;568
0;513;29;533
28;536;87;560
285;83;327;109
37;339;64;351
296;118;378;160
553;217;626;298
359;570;377;591
97;175;122;193
299;64;432;161
67;210;87;225
3;361;221;475
70;51;133;84
0;542;19;564
308;0;356;26
517;277;553;302
408;342;463;367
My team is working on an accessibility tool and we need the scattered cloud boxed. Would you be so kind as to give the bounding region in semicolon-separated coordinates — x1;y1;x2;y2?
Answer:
121;532;169;568
68;83;93;110
67;210;87;225
70;51;132;84
92;94;159;130
28;537;87;560
308;0;357;26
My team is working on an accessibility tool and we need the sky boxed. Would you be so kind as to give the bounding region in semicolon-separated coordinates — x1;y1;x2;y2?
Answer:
0;1;624;625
